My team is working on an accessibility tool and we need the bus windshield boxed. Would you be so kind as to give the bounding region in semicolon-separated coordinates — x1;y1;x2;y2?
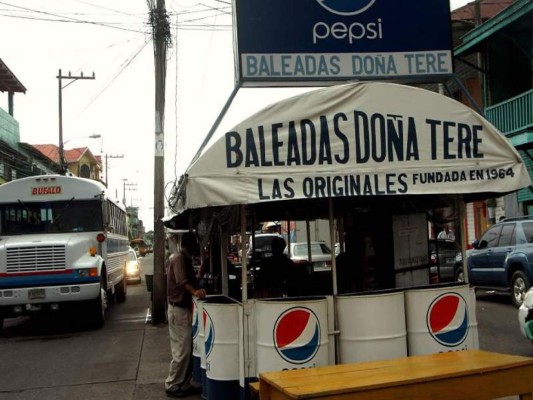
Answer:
0;199;103;235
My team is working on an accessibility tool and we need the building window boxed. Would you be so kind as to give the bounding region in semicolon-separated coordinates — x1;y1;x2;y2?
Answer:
79;164;90;178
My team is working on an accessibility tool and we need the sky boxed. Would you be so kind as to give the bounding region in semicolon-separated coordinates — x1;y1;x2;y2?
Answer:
0;0;471;231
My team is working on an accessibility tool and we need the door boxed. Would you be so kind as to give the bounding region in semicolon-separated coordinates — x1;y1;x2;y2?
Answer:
469;224;503;284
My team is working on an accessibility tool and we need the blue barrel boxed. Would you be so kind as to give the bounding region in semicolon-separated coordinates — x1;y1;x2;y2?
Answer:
203;296;242;400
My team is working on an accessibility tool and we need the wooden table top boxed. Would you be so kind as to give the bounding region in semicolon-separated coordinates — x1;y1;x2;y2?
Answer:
259;350;533;399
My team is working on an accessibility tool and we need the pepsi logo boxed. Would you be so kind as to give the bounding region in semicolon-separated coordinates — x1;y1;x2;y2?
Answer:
204;309;215;357
316;0;376;16
192;301;199;340
273;307;321;364
426;292;469;347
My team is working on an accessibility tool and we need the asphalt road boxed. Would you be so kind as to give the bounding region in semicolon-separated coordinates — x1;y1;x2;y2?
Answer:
476;289;533;357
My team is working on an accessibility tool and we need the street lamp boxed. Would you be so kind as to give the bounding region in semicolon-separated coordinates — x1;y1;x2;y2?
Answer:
63;133;101;146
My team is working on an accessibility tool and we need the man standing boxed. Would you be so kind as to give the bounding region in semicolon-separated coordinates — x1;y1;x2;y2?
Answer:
165;231;206;398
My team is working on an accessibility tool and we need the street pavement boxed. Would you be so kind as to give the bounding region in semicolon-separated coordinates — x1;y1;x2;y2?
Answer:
0;277;202;400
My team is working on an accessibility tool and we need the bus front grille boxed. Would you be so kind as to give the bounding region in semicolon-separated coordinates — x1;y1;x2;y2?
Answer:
6;246;66;273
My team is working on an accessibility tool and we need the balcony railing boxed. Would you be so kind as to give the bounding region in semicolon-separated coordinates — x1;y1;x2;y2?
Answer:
485;89;533;136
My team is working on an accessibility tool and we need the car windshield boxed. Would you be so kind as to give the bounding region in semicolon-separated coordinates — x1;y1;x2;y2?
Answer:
252;236;278;251
293;243;331;256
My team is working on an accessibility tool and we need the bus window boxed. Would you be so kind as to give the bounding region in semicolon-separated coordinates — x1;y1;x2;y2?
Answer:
0;200;103;235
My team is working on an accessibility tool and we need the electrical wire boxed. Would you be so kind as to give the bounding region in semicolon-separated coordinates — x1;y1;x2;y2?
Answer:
0;1;148;33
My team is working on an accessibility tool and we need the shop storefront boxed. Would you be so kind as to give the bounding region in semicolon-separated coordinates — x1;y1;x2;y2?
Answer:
165;81;531;399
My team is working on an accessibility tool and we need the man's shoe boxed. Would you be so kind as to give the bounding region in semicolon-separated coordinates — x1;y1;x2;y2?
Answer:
185;385;202;395
165;387;187;398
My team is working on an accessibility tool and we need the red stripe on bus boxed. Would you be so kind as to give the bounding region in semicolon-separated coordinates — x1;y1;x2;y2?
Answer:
0;270;71;277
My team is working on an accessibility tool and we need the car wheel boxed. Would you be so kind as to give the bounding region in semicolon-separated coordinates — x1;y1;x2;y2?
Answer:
511;270;530;307
455;267;464;283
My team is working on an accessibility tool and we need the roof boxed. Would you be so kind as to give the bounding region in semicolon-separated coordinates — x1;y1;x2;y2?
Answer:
451;0;514;23
32;144;60;162
455;0;532;56
0;59;26;93
66;147;91;163
32;144;95;163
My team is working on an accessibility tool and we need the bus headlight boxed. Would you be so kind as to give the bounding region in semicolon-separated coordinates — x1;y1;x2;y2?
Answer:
76;268;98;277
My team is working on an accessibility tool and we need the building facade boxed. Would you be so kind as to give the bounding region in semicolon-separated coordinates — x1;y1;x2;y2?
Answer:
454;0;532;241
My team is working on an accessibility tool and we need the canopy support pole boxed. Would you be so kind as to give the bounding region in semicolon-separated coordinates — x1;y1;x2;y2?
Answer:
189;83;240;167
220;228;229;296
457;196;470;284
329;198;338;296
240;204;248;302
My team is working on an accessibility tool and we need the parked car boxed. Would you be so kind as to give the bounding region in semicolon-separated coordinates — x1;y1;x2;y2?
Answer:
429;239;461;282
460;216;533;307
518;287;533;343
125;247;142;284
285;242;333;273
247;233;284;262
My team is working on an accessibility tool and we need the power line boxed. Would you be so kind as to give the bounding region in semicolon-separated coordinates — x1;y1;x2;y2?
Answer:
0;1;148;33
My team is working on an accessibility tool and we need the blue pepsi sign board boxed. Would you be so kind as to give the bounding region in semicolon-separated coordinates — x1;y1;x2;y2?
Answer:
235;0;453;85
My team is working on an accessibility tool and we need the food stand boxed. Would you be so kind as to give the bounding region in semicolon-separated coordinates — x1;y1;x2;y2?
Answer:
165;81;531;399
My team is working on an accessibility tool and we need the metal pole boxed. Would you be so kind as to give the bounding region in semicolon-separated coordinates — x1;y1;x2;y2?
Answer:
58;69;64;174
57;70;95;175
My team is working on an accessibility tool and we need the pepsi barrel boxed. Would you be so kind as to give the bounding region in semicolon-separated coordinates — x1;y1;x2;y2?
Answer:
197;298;207;399
192;296;203;389
336;289;407;363
405;283;479;355
203;296;241;400
255;297;329;374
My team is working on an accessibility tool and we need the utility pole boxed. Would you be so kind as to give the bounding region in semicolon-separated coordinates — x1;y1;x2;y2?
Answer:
148;0;171;324
105;154;124;187
122;179;137;206
57;70;95;175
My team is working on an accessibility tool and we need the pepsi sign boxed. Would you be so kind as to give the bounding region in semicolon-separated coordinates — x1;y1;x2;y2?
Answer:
317;0;376;16
192;300;199;340
426;292;469;347
234;0;453;85
204;309;215;358
273;307;321;364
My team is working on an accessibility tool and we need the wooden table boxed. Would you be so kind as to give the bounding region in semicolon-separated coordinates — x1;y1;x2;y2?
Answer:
258;350;533;400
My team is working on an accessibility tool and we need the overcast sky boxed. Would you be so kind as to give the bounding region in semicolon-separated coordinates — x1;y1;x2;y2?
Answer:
0;0;471;230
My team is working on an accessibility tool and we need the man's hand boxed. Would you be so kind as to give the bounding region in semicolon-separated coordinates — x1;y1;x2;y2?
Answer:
194;289;207;299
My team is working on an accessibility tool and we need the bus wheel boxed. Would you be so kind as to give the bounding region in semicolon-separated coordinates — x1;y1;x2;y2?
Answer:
115;271;127;303
88;281;107;328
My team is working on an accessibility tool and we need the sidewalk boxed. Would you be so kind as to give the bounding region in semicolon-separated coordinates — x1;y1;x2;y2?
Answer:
131;283;203;400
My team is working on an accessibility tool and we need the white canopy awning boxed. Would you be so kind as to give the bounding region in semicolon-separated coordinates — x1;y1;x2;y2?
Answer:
176;82;531;213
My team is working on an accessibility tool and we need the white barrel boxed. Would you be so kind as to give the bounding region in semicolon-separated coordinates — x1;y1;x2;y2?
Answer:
203;298;241;400
192;297;203;387
197;298;207;399
336;290;407;363
405;283;479;356
255;297;329;374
